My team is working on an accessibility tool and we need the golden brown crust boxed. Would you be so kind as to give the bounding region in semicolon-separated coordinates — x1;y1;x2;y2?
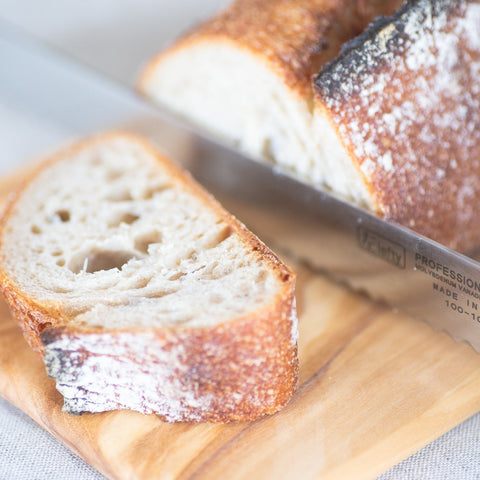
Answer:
314;0;480;252
139;0;404;98
0;132;298;421
41;285;297;422
0;282;61;354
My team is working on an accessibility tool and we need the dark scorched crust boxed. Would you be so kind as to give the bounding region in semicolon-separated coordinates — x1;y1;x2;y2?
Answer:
314;0;480;252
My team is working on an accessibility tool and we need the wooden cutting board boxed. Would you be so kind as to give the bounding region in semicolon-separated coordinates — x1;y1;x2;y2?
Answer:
1;166;480;480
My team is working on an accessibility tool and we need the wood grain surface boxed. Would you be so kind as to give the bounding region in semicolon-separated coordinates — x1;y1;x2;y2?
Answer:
1;167;480;480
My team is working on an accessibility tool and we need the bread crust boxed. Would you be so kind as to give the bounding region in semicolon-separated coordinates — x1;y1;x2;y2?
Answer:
40;290;297;422
0;132;298;422
313;0;480;252
139;0;404;98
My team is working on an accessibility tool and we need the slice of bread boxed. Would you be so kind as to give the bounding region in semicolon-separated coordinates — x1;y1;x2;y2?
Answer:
0;133;298;422
312;0;480;251
138;0;404;185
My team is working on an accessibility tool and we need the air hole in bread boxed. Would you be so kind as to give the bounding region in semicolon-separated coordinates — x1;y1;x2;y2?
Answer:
256;270;267;282
90;155;102;166
108;212;140;228
134;230;162;254
51;249;63;257
132;276;152;289
121;213;140;224
168;271;186;281
186;249;197;261
105;169;123;181
209;294;223;304
142;289;177;298
175;316;194;325
31;225;42;234
141;183;169;200
68;249;138;274
218;225;233;243
51;284;74;293
55;210;71;222
204;225;233;249
208;261;221;279
106;188;133;202
56;258;66;267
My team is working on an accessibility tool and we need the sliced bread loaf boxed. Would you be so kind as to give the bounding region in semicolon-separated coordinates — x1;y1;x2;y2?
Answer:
0;133;298;422
138;0;404;184
139;0;480;252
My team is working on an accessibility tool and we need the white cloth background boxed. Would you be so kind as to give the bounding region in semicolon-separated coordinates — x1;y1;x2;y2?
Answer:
0;1;479;478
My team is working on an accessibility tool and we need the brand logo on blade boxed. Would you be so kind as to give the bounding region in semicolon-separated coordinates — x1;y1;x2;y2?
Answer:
357;227;406;269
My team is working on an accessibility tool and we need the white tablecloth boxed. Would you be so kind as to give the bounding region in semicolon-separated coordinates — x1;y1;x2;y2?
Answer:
0;1;479;478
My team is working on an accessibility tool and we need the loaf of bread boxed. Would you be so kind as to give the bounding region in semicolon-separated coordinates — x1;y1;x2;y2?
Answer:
312;0;480;251
0;133;298;422
138;0;404;184
139;0;480;252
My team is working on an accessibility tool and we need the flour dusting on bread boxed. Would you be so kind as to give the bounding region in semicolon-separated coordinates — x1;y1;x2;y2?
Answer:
314;0;480;251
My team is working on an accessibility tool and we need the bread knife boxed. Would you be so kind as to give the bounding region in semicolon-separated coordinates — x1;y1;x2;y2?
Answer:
2;23;480;352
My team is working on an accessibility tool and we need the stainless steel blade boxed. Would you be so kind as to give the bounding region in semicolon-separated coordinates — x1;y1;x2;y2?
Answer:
2;23;480;351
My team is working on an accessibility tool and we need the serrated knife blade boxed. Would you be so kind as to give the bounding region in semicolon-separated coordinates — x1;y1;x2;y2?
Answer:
2;23;480;351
